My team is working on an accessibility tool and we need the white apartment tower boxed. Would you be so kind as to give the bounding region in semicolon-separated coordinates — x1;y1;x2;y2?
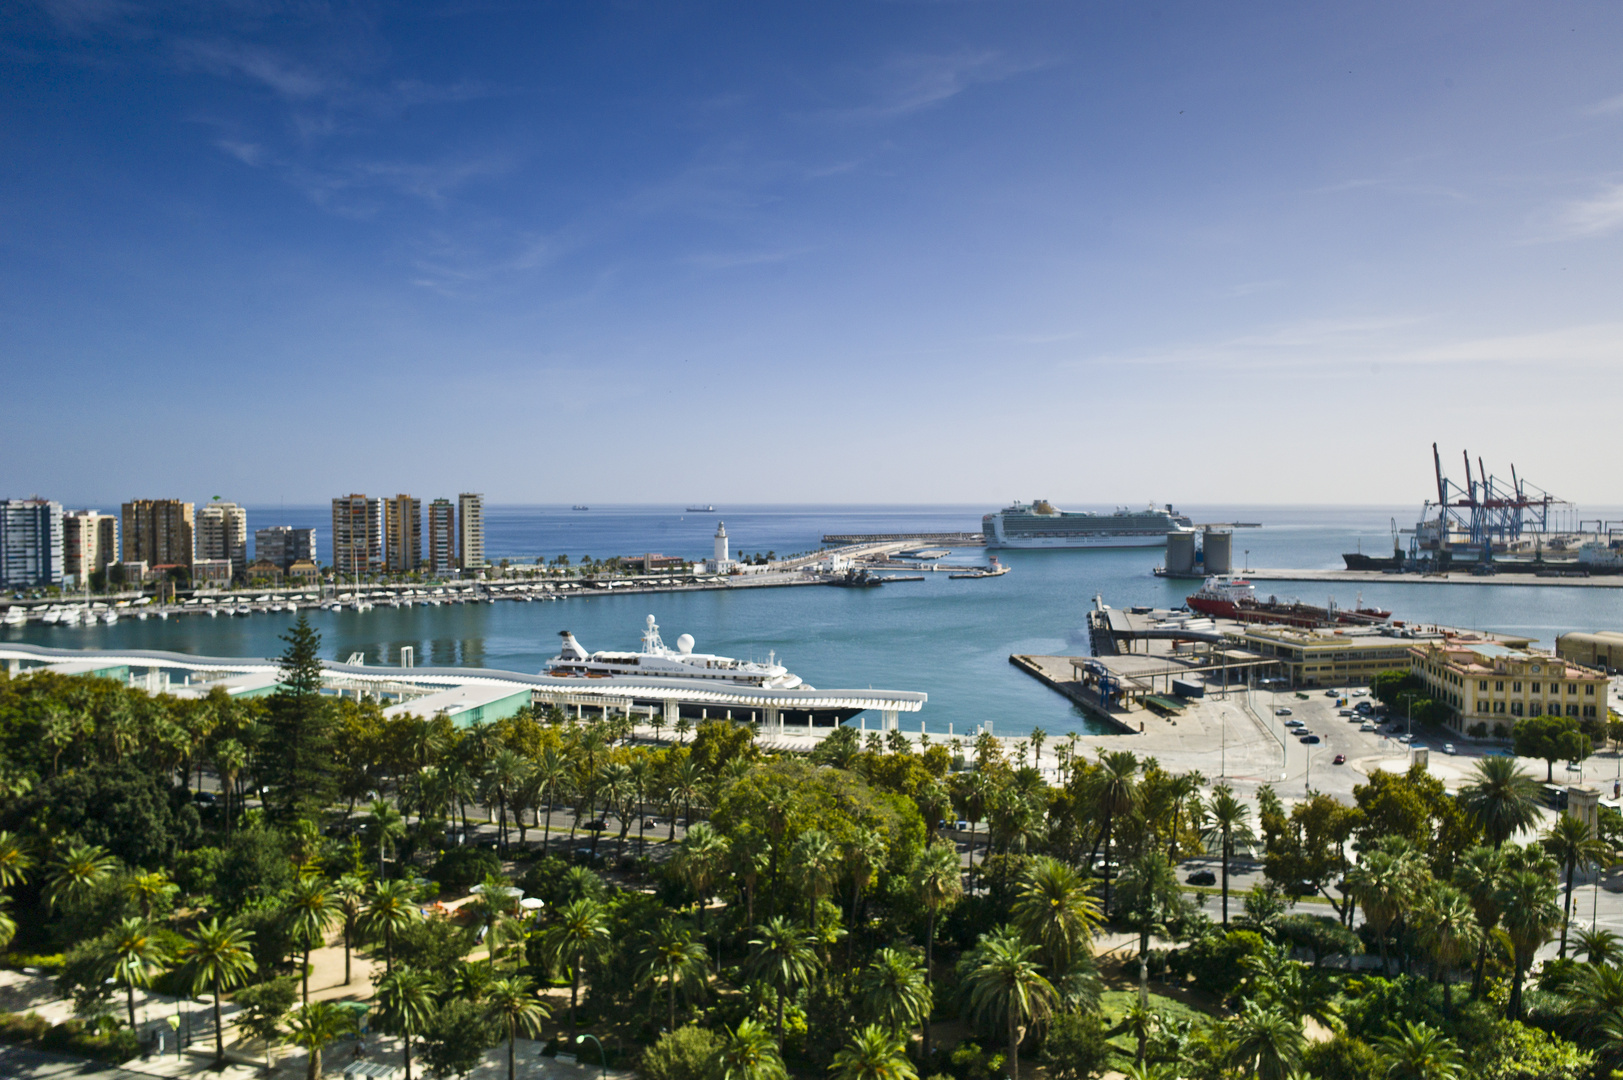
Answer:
457;493;485;570
1;498;64;588
197;501;249;578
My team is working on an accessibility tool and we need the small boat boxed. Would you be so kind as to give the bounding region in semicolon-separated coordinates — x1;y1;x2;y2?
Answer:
950;557;1011;580
572;505;589;511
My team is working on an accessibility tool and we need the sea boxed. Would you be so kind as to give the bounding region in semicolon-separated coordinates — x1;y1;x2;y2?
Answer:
7;504;1621;739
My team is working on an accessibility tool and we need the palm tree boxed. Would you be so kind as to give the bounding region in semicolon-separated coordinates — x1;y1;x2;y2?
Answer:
1412;884;1480;1017
844;827;887;945
176;917;257;1069
0;831;33;888
1458;757;1542;849
285;874;338;1003
486;748;529;855
915;846;962;1063
46;841;117;911
831;1025;918;1080
716;1018;787;1080
0;900;16;952
485;976;551;1080
637;920;710;1033
102;917;168;1030
375;966;436;1080
1347;847;1419;976
676;822;730;932
359;878;420;975
859;948;931;1040
1560;961;1623;1042
962;926;1057;1080
1453;845;1505;997
285;1000;357;1080
1090;750;1139;912
365;799;407;878
331;874;368;985
124;870;177;920
1371;1020;1466;1080
1575;926;1623;966
665;757;705;840
542;897;610;1037
791;828;839;928
628;756;654;856
1499;867;1562;1019
746;916;821;1050
1228;1001;1303;1080
1011;856;1100;975
1544;814;1608;958
1202;784;1254;926
533;747;571;854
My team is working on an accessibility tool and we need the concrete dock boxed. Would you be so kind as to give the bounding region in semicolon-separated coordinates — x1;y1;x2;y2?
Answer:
1244;567;1623;588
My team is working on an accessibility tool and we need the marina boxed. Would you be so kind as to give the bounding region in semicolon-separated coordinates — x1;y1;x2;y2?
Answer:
5;505;1621;737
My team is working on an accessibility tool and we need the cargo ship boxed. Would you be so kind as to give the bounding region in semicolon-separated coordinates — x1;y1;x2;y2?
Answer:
1186;576;1391;628
983;500;1193;549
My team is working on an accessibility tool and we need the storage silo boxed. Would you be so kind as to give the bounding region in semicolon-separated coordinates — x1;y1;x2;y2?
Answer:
1165;531;1197;575
1203;529;1233;574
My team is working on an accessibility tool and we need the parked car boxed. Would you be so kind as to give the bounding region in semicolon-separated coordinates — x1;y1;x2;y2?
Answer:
1398;734;1413;744
1275;708;1293;716
583;819;608;831
1186;869;1217;886
1285;719;1305;728
1333;754;1346;765
1444;743;1457;756
1338;709;1353;717
1360;722;1377;732
1300;734;1321;744
1324;689;1340;697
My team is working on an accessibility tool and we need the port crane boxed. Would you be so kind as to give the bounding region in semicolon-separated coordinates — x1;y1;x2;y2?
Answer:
1416;443;1567;559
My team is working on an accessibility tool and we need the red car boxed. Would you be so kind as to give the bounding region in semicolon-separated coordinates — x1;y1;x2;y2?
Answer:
1332;754;1347;765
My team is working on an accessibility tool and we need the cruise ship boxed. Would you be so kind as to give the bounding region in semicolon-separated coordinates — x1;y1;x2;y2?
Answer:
983;501;1193;549
546;616;805;689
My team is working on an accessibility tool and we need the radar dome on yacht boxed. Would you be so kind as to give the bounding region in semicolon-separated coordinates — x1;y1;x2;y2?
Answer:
676;634;694;654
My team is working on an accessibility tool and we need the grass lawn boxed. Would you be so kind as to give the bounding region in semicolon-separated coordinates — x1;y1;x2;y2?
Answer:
1096;988;1216;1073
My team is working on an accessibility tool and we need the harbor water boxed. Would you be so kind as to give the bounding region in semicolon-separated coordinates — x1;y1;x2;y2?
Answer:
7;505;1621;739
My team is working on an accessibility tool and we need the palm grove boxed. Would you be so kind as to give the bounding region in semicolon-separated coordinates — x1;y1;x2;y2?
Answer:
0;616;1618;1080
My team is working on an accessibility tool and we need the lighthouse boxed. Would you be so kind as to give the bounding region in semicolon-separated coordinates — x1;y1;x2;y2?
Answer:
706;521;735;574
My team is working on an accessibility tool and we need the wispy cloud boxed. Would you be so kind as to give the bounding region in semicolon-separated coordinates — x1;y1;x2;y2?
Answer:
1587;92;1623;115
1068;317;1623;374
686;247;811;270
177;39;330;100
821;49;1051;122
1549;182;1623;238
214;139;267;167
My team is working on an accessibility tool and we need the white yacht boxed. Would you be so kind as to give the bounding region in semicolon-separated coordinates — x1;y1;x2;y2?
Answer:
546;615;806;690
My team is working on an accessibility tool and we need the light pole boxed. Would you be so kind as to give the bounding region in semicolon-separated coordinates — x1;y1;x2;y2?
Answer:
578;1034;608;1080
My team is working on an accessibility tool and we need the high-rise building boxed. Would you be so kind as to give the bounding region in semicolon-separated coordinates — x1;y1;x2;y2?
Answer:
197;501;249;578
331;495;382;577
122;499;194;569
1;498;64;588
63;510;117;585
384;495;422;573
457;493;485;570
427;499;456;575
255;526;317;572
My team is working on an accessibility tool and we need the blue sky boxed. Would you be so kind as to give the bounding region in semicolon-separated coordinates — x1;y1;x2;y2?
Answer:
3;1;1621;508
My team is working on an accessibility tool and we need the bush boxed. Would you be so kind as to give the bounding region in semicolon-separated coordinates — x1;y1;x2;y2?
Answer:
1302;1034;1380;1080
39;1018;141;1063
1467;722;1490;739
1042;1012;1108;1080
1276;914;1362;967
1168;929;1267;1002
431;846;501;892
0;1012;50;1044
638;1025;722;1080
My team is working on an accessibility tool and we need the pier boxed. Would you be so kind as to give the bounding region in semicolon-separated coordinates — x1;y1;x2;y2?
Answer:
1244;567;1623;589
821;531;984;545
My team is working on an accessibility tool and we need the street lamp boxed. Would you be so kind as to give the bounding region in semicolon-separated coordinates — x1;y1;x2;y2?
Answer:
577;1034;608;1080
